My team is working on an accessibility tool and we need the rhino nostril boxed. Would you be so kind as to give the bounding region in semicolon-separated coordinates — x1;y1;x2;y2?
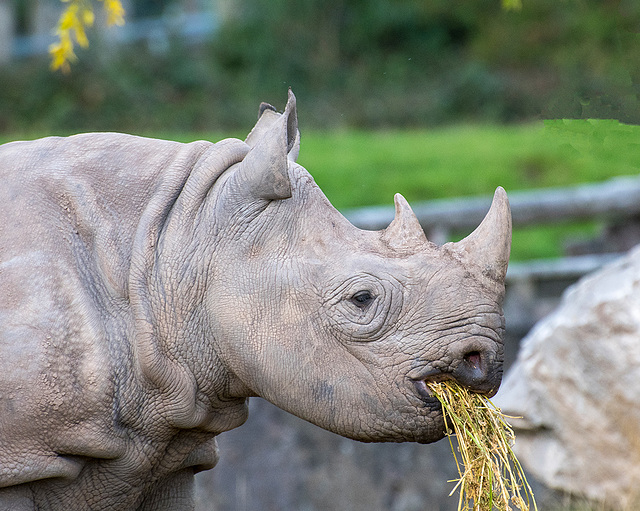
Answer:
453;347;503;396
463;351;482;371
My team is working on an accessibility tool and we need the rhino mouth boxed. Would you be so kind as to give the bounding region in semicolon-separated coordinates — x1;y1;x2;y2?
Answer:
413;379;435;401
408;366;453;403
409;346;502;402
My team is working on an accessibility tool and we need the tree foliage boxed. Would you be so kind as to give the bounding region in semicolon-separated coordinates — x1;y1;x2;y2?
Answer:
1;0;638;133
50;0;125;73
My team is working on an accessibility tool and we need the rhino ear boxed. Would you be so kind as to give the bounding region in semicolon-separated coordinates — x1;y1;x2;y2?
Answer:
449;187;512;282
244;103;280;148
284;90;301;162
245;90;300;160
381;193;428;250
237;90;299;200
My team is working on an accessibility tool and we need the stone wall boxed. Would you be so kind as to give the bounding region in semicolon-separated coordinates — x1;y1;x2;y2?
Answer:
496;245;640;509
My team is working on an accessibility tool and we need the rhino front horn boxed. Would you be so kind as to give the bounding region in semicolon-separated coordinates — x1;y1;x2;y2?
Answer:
382;193;428;251
449;187;512;282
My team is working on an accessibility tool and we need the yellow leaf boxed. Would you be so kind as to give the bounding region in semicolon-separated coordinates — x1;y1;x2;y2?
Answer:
75;25;89;48
102;0;125;26
51;0;126;72
82;6;95;27
49;32;76;73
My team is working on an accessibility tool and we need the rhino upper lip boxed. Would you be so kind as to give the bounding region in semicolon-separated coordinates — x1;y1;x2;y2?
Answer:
409;354;501;401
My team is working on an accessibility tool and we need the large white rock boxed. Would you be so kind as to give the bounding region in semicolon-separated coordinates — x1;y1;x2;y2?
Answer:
496;245;640;508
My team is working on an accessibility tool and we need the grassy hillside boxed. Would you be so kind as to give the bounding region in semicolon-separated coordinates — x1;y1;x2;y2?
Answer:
298;120;640;207
297;119;640;260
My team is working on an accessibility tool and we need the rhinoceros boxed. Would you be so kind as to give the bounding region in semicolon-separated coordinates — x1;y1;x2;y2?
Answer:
0;91;511;510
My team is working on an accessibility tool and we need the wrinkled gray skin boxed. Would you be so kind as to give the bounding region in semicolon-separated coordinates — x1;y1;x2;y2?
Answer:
0;91;511;510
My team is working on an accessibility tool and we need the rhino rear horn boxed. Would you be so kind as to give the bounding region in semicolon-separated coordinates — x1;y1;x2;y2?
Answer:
238;90;299;200
449;187;512;282
382;193;428;251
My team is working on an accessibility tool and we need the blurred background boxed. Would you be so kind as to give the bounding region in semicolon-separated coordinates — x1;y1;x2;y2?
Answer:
2;0;640;133
3;1;640;509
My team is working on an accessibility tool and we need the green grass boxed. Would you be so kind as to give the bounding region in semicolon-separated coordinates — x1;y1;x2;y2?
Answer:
298;120;640;206
3;119;639;260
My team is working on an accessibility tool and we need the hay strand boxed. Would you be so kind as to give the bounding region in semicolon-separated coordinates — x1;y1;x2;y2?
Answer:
428;381;537;511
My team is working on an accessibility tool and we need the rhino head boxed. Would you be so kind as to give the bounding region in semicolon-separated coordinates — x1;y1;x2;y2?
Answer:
138;91;511;446
183;91;513;444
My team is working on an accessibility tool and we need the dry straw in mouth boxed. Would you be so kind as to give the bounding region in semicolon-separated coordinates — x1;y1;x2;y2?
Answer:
428;381;537;511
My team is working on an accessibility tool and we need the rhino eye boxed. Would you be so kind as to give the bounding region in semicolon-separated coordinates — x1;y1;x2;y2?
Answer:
327;278;400;341
350;290;375;308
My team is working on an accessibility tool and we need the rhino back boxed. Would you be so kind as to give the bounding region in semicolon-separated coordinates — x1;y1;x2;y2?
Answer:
0;134;198;297
0;133;213;499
